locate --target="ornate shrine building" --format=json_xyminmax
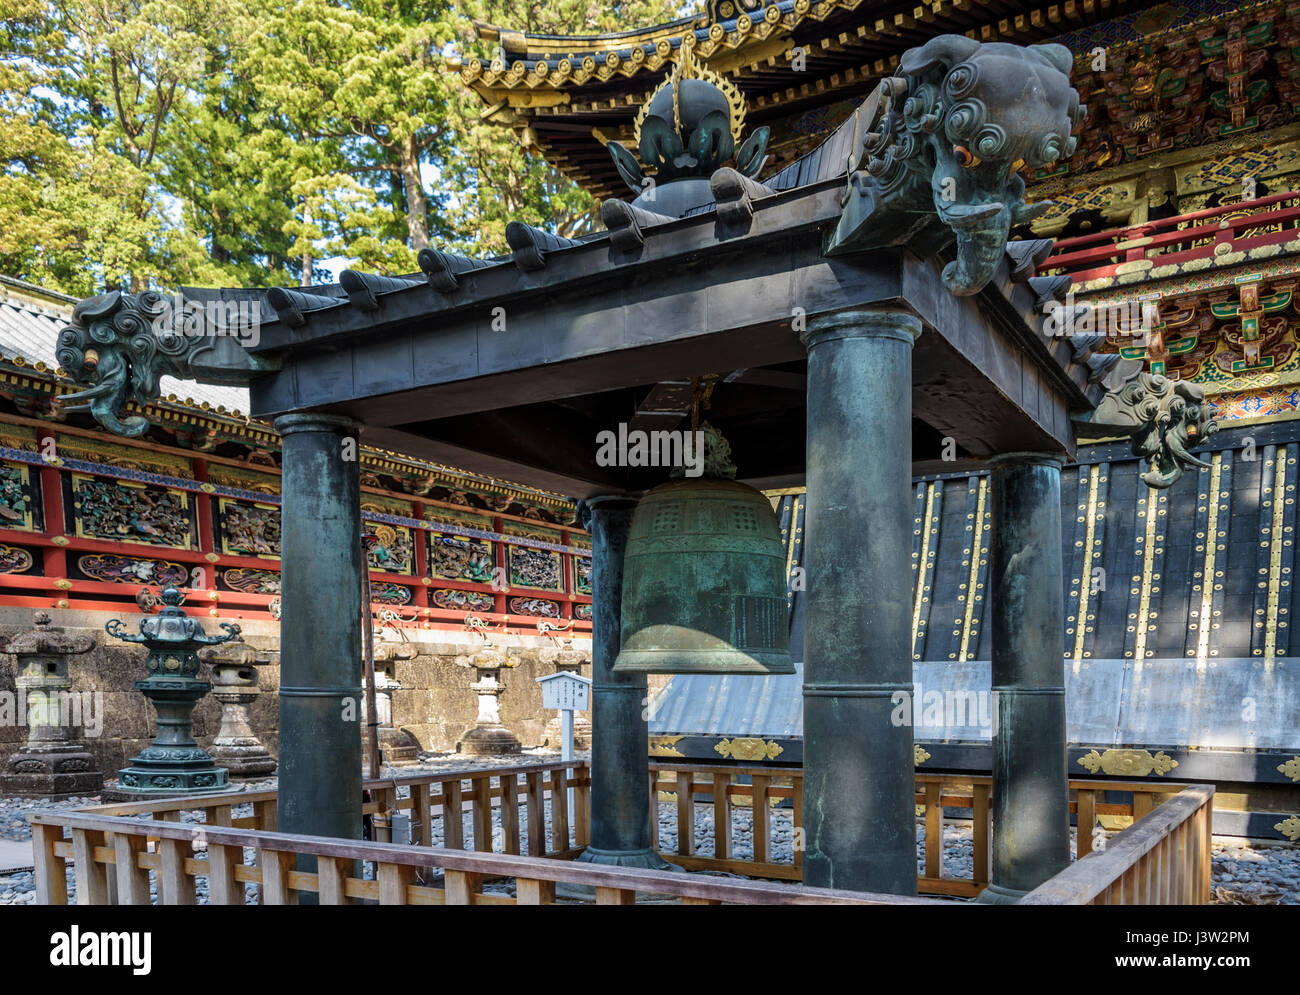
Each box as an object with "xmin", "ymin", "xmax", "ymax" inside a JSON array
[
  {"xmin": 7, "ymin": 2, "xmax": 1300, "ymax": 907},
  {"xmin": 0, "ymin": 275, "xmax": 595, "ymax": 771},
  {"xmin": 0, "ymin": 275, "xmax": 593, "ymax": 628},
  {"xmin": 27, "ymin": 0, "xmax": 1298, "ymax": 899},
  {"xmin": 461, "ymin": 0, "xmax": 1300, "ymax": 840}
]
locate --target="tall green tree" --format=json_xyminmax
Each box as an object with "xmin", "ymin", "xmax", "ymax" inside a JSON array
[
  {"xmin": 440, "ymin": 0, "xmax": 690, "ymax": 254},
  {"xmin": 1, "ymin": 0, "xmax": 697, "ymax": 292},
  {"xmin": 238, "ymin": 0, "xmax": 457, "ymax": 273},
  {"xmin": 1, "ymin": 0, "xmax": 240, "ymax": 292}
]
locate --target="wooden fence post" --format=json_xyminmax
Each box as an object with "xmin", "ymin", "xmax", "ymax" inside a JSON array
[{"xmin": 32, "ymin": 823, "xmax": 68, "ymax": 905}]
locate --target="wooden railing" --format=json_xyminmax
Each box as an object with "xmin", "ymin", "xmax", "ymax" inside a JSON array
[
  {"xmin": 1041, "ymin": 190, "xmax": 1300, "ymax": 283},
  {"xmin": 28, "ymin": 810, "xmax": 942, "ymax": 906},
  {"xmin": 649, "ymin": 763, "xmax": 1188, "ymax": 898},
  {"xmin": 83, "ymin": 760, "xmax": 590, "ymax": 860},
  {"xmin": 1020, "ymin": 785, "xmax": 1215, "ymax": 905},
  {"xmin": 28, "ymin": 759, "xmax": 1208, "ymax": 904}
]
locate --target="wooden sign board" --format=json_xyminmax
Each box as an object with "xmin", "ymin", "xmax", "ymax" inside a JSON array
[{"xmin": 536, "ymin": 671, "xmax": 591, "ymax": 711}]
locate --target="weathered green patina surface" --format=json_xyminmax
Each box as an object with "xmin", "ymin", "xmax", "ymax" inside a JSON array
[
  {"xmin": 104, "ymin": 585, "xmax": 239, "ymax": 797},
  {"xmin": 825, "ymin": 37, "xmax": 1079, "ymax": 296}
]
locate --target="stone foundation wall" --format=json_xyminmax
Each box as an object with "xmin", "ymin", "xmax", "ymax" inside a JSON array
[{"xmin": 0, "ymin": 607, "xmax": 596, "ymax": 775}]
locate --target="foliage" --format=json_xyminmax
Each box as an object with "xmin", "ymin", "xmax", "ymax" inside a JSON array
[{"xmin": 0, "ymin": 0, "xmax": 688, "ymax": 294}]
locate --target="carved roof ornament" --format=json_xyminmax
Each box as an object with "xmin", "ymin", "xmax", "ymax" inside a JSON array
[
  {"xmin": 1088, "ymin": 366, "xmax": 1219, "ymax": 488},
  {"xmin": 608, "ymin": 41, "xmax": 769, "ymax": 197},
  {"xmin": 826, "ymin": 35, "xmax": 1084, "ymax": 296},
  {"xmin": 54, "ymin": 289, "xmax": 278, "ymax": 438}
]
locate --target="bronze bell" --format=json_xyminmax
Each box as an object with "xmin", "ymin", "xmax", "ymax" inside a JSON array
[{"xmin": 612, "ymin": 475, "xmax": 795, "ymax": 675}]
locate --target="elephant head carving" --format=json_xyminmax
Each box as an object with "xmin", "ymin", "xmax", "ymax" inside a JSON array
[{"xmin": 828, "ymin": 36, "xmax": 1083, "ymax": 296}]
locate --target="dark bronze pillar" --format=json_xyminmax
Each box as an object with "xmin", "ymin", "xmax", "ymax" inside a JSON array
[
  {"xmin": 274, "ymin": 413, "xmax": 364, "ymax": 895},
  {"xmin": 979, "ymin": 452, "xmax": 1069, "ymax": 903},
  {"xmin": 576, "ymin": 494, "xmax": 669, "ymax": 869},
  {"xmin": 800, "ymin": 309, "xmax": 920, "ymax": 895}
]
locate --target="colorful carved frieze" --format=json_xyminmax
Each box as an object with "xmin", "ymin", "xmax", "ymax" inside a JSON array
[
  {"xmin": 0, "ymin": 462, "xmax": 36, "ymax": 530},
  {"xmin": 0, "ymin": 544, "xmax": 34, "ymax": 573},
  {"xmin": 372, "ymin": 583, "xmax": 413, "ymax": 606},
  {"xmin": 71, "ymin": 474, "xmax": 193, "ymax": 548},
  {"xmin": 220, "ymin": 567, "xmax": 281, "ymax": 594},
  {"xmin": 508, "ymin": 544, "xmax": 562, "ymax": 591},
  {"xmin": 361, "ymin": 494, "xmax": 414, "ymax": 518},
  {"xmin": 509, "ymin": 597, "xmax": 561, "ymax": 618},
  {"xmin": 1092, "ymin": 274, "xmax": 1300, "ymax": 414},
  {"xmin": 1213, "ymin": 385, "xmax": 1300, "ymax": 417},
  {"xmin": 428, "ymin": 532, "xmax": 495, "ymax": 582},
  {"xmin": 574, "ymin": 603, "xmax": 593, "ymax": 621},
  {"xmin": 78, "ymin": 554, "xmax": 190, "ymax": 586},
  {"xmin": 431, "ymin": 588, "xmax": 495, "ymax": 612},
  {"xmin": 1202, "ymin": 15, "xmax": 1277, "ymax": 133},
  {"xmin": 218, "ymin": 499, "xmax": 280, "ymax": 558},
  {"xmin": 364, "ymin": 522, "xmax": 414, "ymax": 575},
  {"xmin": 1212, "ymin": 285, "xmax": 1297, "ymax": 372},
  {"xmin": 0, "ymin": 423, "xmax": 36, "ymax": 452},
  {"xmin": 574, "ymin": 555, "xmax": 592, "ymax": 595},
  {"xmin": 1048, "ymin": 1, "xmax": 1300, "ymax": 187},
  {"xmin": 1093, "ymin": 45, "xmax": 1207, "ymax": 158},
  {"xmin": 426, "ymin": 508, "xmax": 496, "ymax": 582},
  {"xmin": 505, "ymin": 523, "xmax": 563, "ymax": 591},
  {"xmin": 1175, "ymin": 140, "xmax": 1300, "ymax": 207},
  {"xmin": 55, "ymin": 434, "xmax": 192, "ymax": 478}
]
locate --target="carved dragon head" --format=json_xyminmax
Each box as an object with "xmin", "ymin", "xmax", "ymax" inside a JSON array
[
  {"xmin": 56, "ymin": 289, "xmax": 275, "ymax": 437},
  {"xmin": 1090, "ymin": 368, "xmax": 1219, "ymax": 487},
  {"xmin": 830, "ymin": 36, "xmax": 1083, "ymax": 295},
  {"xmin": 55, "ymin": 291, "xmax": 195, "ymax": 437}
]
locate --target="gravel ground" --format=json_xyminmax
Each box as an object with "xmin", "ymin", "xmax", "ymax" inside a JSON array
[{"xmin": 2, "ymin": 752, "xmax": 1296, "ymax": 904}]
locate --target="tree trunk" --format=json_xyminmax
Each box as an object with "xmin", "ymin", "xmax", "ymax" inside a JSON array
[
  {"xmin": 400, "ymin": 137, "xmax": 430, "ymax": 250},
  {"xmin": 301, "ymin": 203, "xmax": 313, "ymax": 287}
]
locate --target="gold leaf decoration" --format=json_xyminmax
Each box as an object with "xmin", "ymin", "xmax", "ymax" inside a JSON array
[
  {"xmin": 1275, "ymin": 816, "xmax": 1300, "ymax": 842},
  {"xmin": 1077, "ymin": 748, "xmax": 1179, "ymax": 777},
  {"xmin": 713, "ymin": 737, "xmax": 783, "ymax": 761},
  {"xmin": 1277, "ymin": 757, "xmax": 1300, "ymax": 783},
  {"xmin": 914, "ymin": 745, "xmax": 931, "ymax": 766},
  {"xmin": 648, "ymin": 735, "xmax": 685, "ymax": 758}
]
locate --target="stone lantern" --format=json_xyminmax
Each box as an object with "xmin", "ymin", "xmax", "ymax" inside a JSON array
[
  {"xmin": 103, "ymin": 585, "xmax": 240, "ymax": 799},
  {"xmin": 455, "ymin": 641, "xmax": 522, "ymax": 755},
  {"xmin": 365, "ymin": 637, "xmax": 422, "ymax": 764},
  {"xmin": 197, "ymin": 639, "xmax": 277, "ymax": 779},
  {"xmin": 0, "ymin": 610, "xmax": 102, "ymax": 798},
  {"xmin": 539, "ymin": 633, "xmax": 592, "ymax": 751}
]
